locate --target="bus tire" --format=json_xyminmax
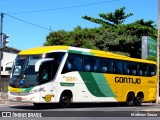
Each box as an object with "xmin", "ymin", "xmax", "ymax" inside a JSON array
[
  {"xmin": 126, "ymin": 93, "xmax": 135, "ymax": 106},
  {"xmin": 33, "ymin": 103, "xmax": 42, "ymax": 108},
  {"xmin": 59, "ymin": 93, "xmax": 71, "ymax": 108},
  {"xmin": 152, "ymin": 100, "xmax": 156, "ymax": 103},
  {"xmin": 134, "ymin": 95, "xmax": 143, "ymax": 106}
]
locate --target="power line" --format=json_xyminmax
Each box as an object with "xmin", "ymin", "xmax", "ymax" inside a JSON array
[
  {"xmin": 3, "ymin": 0, "xmax": 119, "ymax": 31},
  {"xmin": 4, "ymin": 13, "xmax": 52, "ymax": 31},
  {"xmin": 7, "ymin": 0, "xmax": 119, "ymax": 14}
]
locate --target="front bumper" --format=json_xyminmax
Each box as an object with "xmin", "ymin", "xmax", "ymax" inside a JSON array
[{"xmin": 7, "ymin": 91, "xmax": 41, "ymax": 103}]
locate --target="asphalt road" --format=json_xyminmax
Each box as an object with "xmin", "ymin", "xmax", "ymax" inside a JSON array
[{"xmin": 0, "ymin": 103, "xmax": 160, "ymax": 120}]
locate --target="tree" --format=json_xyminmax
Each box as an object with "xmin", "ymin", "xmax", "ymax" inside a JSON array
[
  {"xmin": 44, "ymin": 30, "xmax": 72, "ymax": 46},
  {"xmin": 82, "ymin": 7, "xmax": 133, "ymax": 26},
  {"xmin": 44, "ymin": 26, "xmax": 99, "ymax": 49},
  {"xmin": 44, "ymin": 7, "xmax": 157, "ymax": 58},
  {"xmin": 119, "ymin": 19, "xmax": 157, "ymax": 58},
  {"xmin": 95, "ymin": 18, "xmax": 157, "ymax": 58},
  {"xmin": 95, "ymin": 26, "xmax": 138, "ymax": 57},
  {"xmin": 122, "ymin": 19, "xmax": 157, "ymax": 40}
]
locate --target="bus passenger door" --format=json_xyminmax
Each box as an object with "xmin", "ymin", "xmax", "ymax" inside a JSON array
[{"xmin": 39, "ymin": 61, "xmax": 55, "ymax": 103}]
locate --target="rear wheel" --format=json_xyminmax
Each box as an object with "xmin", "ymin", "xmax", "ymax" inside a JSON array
[
  {"xmin": 135, "ymin": 95, "xmax": 143, "ymax": 106},
  {"xmin": 59, "ymin": 94, "xmax": 71, "ymax": 108},
  {"xmin": 126, "ymin": 93, "xmax": 135, "ymax": 106}
]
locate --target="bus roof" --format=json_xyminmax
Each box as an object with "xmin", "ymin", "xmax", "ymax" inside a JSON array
[
  {"xmin": 19, "ymin": 46, "xmax": 69, "ymax": 55},
  {"xmin": 18, "ymin": 46, "xmax": 156, "ymax": 64}
]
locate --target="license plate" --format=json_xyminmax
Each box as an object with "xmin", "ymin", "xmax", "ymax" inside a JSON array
[{"xmin": 16, "ymin": 97, "xmax": 22, "ymax": 101}]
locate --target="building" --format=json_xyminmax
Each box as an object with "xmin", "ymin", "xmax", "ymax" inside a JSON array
[{"xmin": 0, "ymin": 47, "xmax": 20, "ymax": 92}]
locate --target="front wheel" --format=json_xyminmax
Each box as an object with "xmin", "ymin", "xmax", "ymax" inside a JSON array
[
  {"xmin": 59, "ymin": 94, "xmax": 71, "ymax": 108},
  {"xmin": 33, "ymin": 103, "xmax": 42, "ymax": 108}
]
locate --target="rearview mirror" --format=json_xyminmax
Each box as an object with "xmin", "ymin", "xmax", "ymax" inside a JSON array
[
  {"xmin": 14, "ymin": 66, "xmax": 21, "ymax": 75},
  {"xmin": 35, "ymin": 58, "xmax": 54, "ymax": 72}
]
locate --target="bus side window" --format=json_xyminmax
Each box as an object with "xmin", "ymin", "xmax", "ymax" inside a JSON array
[
  {"xmin": 123, "ymin": 61, "xmax": 129, "ymax": 74},
  {"xmin": 127, "ymin": 69, "xmax": 130, "ymax": 74},
  {"xmin": 83, "ymin": 56, "xmax": 99, "ymax": 72},
  {"xmin": 85, "ymin": 64, "xmax": 91, "ymax": 71},
  {"xmin": 112, "ymin": 60, "xmax": 123, "ymax": 74},
  {"xmin": 110, "ymin": 61, "xmax": 114, "ymax": 73},
  {"xmin": 102, "ymin": 67, "xmax": 108, "ymax": 72},
  {"xmin": 83, "ymin": 56, "xmax": 91, "ymax": 72},
  {"xmin": 148, "ymin": 65, "xmax": 156, "ymax": 76},
  {"xmin": 75, "ymin": 55, "xmax": 83, "ymax": 71},
  {"xmin": 83, "ymin": 55, "xmax": 91, "ymax": 72},
  {"xmin": 99, "ymin": 58, "xmax": 111, "ymax": 73},
  {"xmin": 62, "ymin": 54, "xmax": 75, "ymax": 73},
  {"xmin": 113, "ymin": 66, "xmax": 118, "ymax": 73},
  {"xmin": 126, "ymin": 62, "xmax": 137, "ymax": 75},
  {"xmin": 127, "ymin": 67, "xmax": 131, "ymax": 75},
  {"xmin": 93, "ymin": 65, "xmax": 98, "ymax": 71},
  {"xmin": 66, "ymin": 61, "xmax": 72, "ymax": 71},
  {"xmin": 39, "ymin": 62, "xmax": 53, "ymax": 84},
  {"xmin": 63, "ymin": 59, "xmax": 73, "ymax": 73},
  {"xmin": 139, "ymin": 70, "xmax": 143, "ymax": 75},
  {"xmin": 132, "ymin": 70, "xmax": 136, "ymax": 75},
  {"xmin": 139, "ymin": 63, "xmax": 148, "ymax": 76},
  {"xmin": 91, "ymin": 57, "xmax": 98, "ymax": 72}
]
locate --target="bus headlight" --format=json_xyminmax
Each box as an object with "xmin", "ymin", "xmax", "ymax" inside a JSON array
[{"xmin": 29, "ymin": 87, "xmax": 44, "ymax": 94}]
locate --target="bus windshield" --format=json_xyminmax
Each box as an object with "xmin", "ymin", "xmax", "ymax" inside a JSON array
[
  {"xmin": 9, "ymin": 55, "xmax": 42, "ymax": 88},
  {"xmin": 9, "ymin": 52, "xmax": 65, "ymax": 88}
]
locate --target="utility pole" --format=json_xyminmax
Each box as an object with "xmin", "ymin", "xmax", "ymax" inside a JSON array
[
  {"xmin": 157, "ymin": 0, "xmax": 160, "ymax": 104},
  {"xmin": 0, "ymin": 13, "xmax": 4, "ymax": 80}
]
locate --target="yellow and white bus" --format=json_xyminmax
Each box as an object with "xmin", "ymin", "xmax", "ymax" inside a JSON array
[{"xmin": 8, "ymin": 46, "xmax": 157, "ymax": 107}]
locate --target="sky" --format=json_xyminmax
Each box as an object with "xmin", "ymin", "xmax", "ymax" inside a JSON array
[{"xmin": 0, "ymin": 0, "xmax": 158, "ymax": 50}]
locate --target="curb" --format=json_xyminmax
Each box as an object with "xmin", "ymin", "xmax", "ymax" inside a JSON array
[
  {"xmin": 140, "ymin": 109, "xmax": 160, "ymax": 112},
  {"xmin": 0, "ymin": 99, "xmax": 32, "ymax": 106},
  {"xmin": 5, "ymin": 101, "xmax": 32, "ymax": 105}
]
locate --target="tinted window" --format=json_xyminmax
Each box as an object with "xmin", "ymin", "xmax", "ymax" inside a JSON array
[
  {"xmin": 148, "ymin": 65, "xmax": 156, "ymax": 76},
  {"xmin": 41, "ymin": 52, "xmax": 65, "ymax": 82},
  {"xmin": 83, "ymin": 56, "xmax": 98, "ymax": 72},
  {"xmin": 99, "ymin": 58, "xmax": 112, "ymax": 73},
  {"xmin": 138, "ymin": 63, "xmax": 148, "ymax": 76},
  {"xmin": 46, "ymin": 52, "xmax": 65, "ymax": 61},
  {"xmin": 61, "ymin": 53, "xmax": 157, "ymax": 77},
  {"xmin": 39, "ymin": 61, "xmax": 53, "ymax": 84},
  {"xmin": 62, "ymin": 53, "xmax": 82, "ymax": 73},
  {"xmin": 126, "ymin": 62, "xmax": 137, "ymax": 75},
  {"xmin": 113, "ymin": 60, "xmax": 124, "ymax": 74}
]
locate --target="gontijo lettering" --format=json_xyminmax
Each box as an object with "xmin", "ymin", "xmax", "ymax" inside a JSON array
[{"xmin": 115, "ymin": 77, "xmax": 141, "ymax": 84}]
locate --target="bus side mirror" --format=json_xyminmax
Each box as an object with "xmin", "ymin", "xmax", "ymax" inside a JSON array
[{"xmin": 35, "ymin": 58, "xmax": 54, "ymax": 72}]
